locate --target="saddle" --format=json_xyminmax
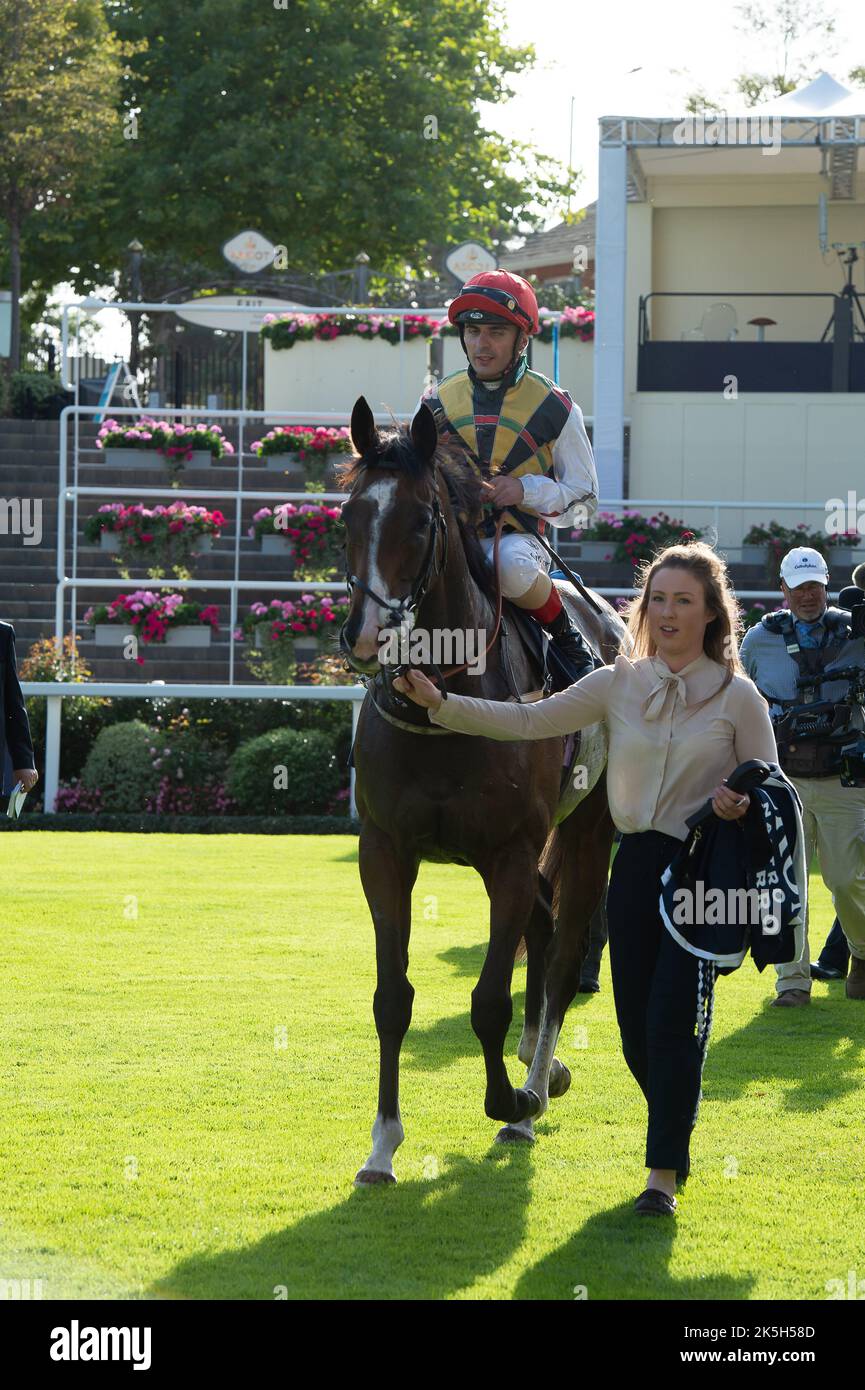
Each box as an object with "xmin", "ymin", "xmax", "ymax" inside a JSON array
[{"xmin": 502, "ymin": 569, "xmax": 602, "ymax": 689}]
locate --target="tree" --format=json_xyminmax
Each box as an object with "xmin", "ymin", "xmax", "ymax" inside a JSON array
[
  {"xmin": 21, "ymin": 0, "xmax": 570, "ymax": 313},
  {"xmin": 732, "ymin": 0, "xmax": 837, "ymax": 107},
  {"xmin": 679, "ymin": 0, "xmax": 848, "ymax": 113},
  {"xmin": 0, "ymin": 0, "xmax": 137, "ymax": 372}
]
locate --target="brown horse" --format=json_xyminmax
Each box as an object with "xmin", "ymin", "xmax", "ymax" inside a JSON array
[{"xmin": 339, "ymin": 396, "xmax": 626, "ymax": 1184}]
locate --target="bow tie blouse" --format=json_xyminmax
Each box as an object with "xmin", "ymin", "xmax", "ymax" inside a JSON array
[{"xmin": 427, "ymin": 651, "xmax": 778, "ymax": 841}]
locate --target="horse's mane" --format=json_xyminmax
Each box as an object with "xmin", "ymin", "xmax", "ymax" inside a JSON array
[{"xmin": 336, "ymin": 429, "xmax": 498, "ymax": 609}]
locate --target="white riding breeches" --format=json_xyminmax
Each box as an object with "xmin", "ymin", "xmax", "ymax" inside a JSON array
[{"xmin": 479, "ymin": 531, "xmax": 551, "ymax": 599}]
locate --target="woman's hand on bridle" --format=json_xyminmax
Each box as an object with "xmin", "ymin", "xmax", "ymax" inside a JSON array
[
  {"xmin": 392, "ymin": 668, "xmax": 442, "ymax": 711},
  {"xmin": 711, "ymin": 780, "xmax": 750, "ymax": 821}
]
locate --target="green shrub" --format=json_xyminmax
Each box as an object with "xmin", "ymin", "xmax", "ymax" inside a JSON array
[
  {"xmin": 227, "ymin": 727, "xmax": 340, "ymax": 815},
  {"xmin": 7, "ymin": 371, "xmax": 71, "ymax": 419},
  {"xmin": 80, "ymin": 720, "xmax": 162, "ymax": 812}
]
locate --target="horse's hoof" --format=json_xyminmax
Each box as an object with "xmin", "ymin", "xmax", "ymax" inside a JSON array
[
  {"xmin": 495, "ymin": 1125, "xmax": 535, "ymax": 1144},
  {"xmin": 354, "ymin": 1169, "xmax": 396, "ymax": 1186},
  {"xmin": 548, "ymin": 1060, "xmax": 572, "ymax": 1099},
  {"xmin": 514, "ymin": 1087, "xmax": 542, "ymax": 1120}
]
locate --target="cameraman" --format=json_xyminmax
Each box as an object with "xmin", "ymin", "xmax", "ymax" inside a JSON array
[{"xmin": 740, "ymin": 547, "xmax": 865, "ymax": 1005}]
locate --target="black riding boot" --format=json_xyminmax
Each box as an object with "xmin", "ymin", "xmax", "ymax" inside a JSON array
[{"xmin": 545, "ymin": 606, "xmax": 595, "ymax": 681}]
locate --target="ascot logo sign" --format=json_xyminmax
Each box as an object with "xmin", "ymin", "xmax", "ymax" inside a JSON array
[
  {"xmin": 444, "ymin": 241, "xmax": 498, "ymax": 286},
  {"xmin": 222, "ymin": 229, "xmax": 278, "ymax": 274}
]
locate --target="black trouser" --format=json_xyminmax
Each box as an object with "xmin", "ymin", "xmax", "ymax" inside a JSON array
[
  {"xmin": 607, "ymin": 830, "xmax": 717, "ymax": 1174},
  {"xmin": 818, "ymin": 917, "xmax": 851, "ymax": 972}
]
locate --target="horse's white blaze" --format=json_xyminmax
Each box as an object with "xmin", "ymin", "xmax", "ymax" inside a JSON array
[
  {"xmin": 357, "ymin": 1112, "xmax": 405, "ymax": 1180},
  {"xmin": 354, "ymin": 478, "xmax": 399, "ymax": 659}
]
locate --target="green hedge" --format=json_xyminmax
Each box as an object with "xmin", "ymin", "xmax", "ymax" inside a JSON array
[
  {"xmin": 5, "ymin": 371, "xmax": 72, "ymax": 419},
  {"xmin": 0, "ymin": 814, "xmax": 360, "ymax": 834},
  {"xmin": 24, "ymin": 694, "xmax": 354, "ymax": 792},
  {"xmin": 80, "ymin": 720, "xmax": 163, "ymax": 812},
  {"xmin": 227, "ymin": 727, "xmax": 341, "ymax": 815}
]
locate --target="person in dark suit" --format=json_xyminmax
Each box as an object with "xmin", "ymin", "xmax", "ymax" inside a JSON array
[{"xmin": 1, "ymin": 621, "xmax": 38, "ymax": 800}]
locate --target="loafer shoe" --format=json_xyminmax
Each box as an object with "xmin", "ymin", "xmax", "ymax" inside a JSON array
[
  {"xmin": 634, "ymin": 1187, "xmax": 677, "ymax": 1215},
  {"xmin": 810, "ymin": 961, "xmax": 847, "ymax": 981},
  {"xmin": 578, "ymin": 979, "xmax": 600, "ymax": 993},
  {"xmin": 771, "ymin": 989, "xmax": 811, "ymax": 1007}
]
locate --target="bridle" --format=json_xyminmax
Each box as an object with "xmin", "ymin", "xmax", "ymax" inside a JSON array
[
  {"xmin": 344, "ymin": 488, "xmax": 448, "ymax": 632},
  {"xmin": 343, "ymin": 464, "xmax": 508, "ymax": 699}
]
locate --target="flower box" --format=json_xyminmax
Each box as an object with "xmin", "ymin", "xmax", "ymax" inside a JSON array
[
  {"xmin": 264, "ymin": 335, "xmax": 430, "ymax": 416},
  {"xmin": 91, "ymin": 623, "xmax": 212, "ymax": 647},
  {"xmin": 577, "ymin": 541, "xmax": 613, "ymax": 561},
  {"xmin": 740, "ymin": 545, "xmax": 765, "ymax": 565},
  {"xmin": 828, "ymin": 542, "xmax": 865, "ymax": 564},
  {"xmin": 102, "ymin": 447, "xmax": 214, "ymax": 469},
  {"xmin": 293, "ymin": 636, "xmax": 320, "ymax": 663},
  {"xmin": 260, "ymin": 534, "xmax": 295, "ymax": 556},
  {"xmin": 100, "ymin": 530, "xmax": 121, "ymax": 552}
]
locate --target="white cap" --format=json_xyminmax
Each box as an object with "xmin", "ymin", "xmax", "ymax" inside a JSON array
[{"xmin": 780, "ymin": 546, "xmax": 829, "ymax": 588}]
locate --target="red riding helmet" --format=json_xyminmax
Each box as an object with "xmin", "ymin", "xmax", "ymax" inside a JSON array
[{"xmin": 448, "ymin": 270, "xmax": 540, "ymax": 336}]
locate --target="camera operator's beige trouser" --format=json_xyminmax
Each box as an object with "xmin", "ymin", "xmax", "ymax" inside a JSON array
[{"xmin": 776, "ymin": 775, "xmax": 865, "ymax": 994}]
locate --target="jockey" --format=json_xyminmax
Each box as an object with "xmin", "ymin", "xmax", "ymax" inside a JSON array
[{"xmin": 421, "ymin": 269, "xmax": 598, "ymax": 680}]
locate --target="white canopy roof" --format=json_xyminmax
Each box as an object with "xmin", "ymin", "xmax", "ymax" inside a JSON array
[
  {"xmin": 749, "ymin": 72, "xmax": 865, "ymax": 118},
  {"xmin": 601, "ymin": 71, "xmax": 865, "ymax": 122}
]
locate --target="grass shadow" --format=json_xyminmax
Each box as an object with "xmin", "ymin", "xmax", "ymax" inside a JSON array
[
  {"xmin": 148, "ymin": 1148, "xmax": 534, "ymax": 1301},
  {"xmin": 706, "ymin": 983, "xmax": 865, "ymax": 1112},
  {"xmin": 514, "ymin": 1200, "xmax": 756, "ymax": 1301}
]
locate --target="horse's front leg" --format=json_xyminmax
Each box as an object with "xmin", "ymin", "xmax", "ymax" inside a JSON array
[
  {"xmin": 354, "ymin": 823, "xmax": 419, "ymax": 1186},
  {"xmin": 473, "ymin": 847, "xmax": 542, "ymax": 1136}
]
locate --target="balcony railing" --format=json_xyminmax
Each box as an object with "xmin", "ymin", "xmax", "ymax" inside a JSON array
[{"xmin": 638, "ymin": 291, "xmax": 865, "ymax": 392}]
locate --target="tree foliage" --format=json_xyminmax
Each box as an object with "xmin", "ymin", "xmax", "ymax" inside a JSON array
[
  {"xmin": 0, "ymin": 0, "xmax": 137, "ymax": 366},
  {"xmin": 9, "ymin": 0, "xmax": 570, "ymax": 317}
]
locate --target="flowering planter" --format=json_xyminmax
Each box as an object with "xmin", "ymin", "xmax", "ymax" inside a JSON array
[
  {"xmin": 740, "ymin": 545, "xmax": 766, "ymax": 565},
  {"xmin": 827, "ymin": 547, "xmax": 857, "ymax": 568},
  {"xmin": 260, "ymin": 535, "xmax": 296, "ymax": 557},
  {"xmin": 264, "ymin": 335, "xmax": 430, "ymax": 416},
  {"xmin": 90, "ymin": 623, "xmax": 213, "ymax": 647},
  {"xmin": 253, "ymin": 452, "xmax": 342, "ymax": 486},
  {"xmin": 577, "ymin": 541, "xmax": 614, "ymax": 561},
  {"xmin": 293, "ymin": 636, "xmax": 320, "ymax": 664},
  {"xmin": 97, "ymin": 530, "xmax": 213, "ymax": 555},
  {"xmin": 102, "ymin": 448, "xmax": 214, "ymax": 469}
]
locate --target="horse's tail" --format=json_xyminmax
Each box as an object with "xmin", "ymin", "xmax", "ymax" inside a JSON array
[{"xmin": 514, "ymin": 826, "xmax": 562, "ymax": 963}]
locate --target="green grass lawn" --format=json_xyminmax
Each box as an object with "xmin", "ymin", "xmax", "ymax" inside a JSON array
[{"xmin": 0, "ymin": 832, "xmax": 861, "ymax": 1301}]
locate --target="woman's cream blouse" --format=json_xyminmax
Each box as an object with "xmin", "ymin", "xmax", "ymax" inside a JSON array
[{"xmin": 427, "ymin": 651, "xmax": 778, "ymax": 841}]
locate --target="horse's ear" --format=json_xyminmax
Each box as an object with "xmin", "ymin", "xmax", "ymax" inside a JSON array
[
  {"xmin": 410, "ymin": 402, "xmax": 438, "ymax": 465},
  {"xmin": 350, "ymin": 396, "xmax": 378, "ymax": 455}
]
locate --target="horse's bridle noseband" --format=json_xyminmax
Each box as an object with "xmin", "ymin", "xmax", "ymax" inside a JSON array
[{"xmin": 344, "ymin": 486, "xmax": 449, "ymax": 633}]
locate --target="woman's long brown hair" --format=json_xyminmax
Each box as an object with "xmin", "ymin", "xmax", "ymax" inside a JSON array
[{"xmin": 621, "ymin": 540, "xmax": 745, "ymax": 710}]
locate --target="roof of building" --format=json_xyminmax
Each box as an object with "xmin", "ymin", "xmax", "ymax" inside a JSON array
[{"xmin": 499, "ymin": 206, "xmax": 596, "ymax": 273}]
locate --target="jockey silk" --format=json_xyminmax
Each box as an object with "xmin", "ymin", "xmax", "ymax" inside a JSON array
[{"xmin": 424, "ymin": 360, "xmax": 575, "ymax": 539}]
